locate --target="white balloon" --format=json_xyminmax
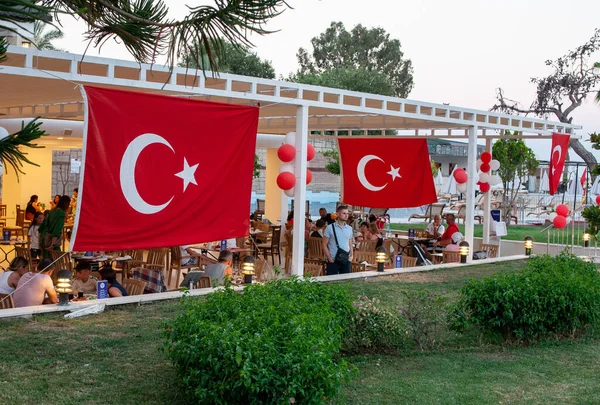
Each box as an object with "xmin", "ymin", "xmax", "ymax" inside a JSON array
[
  {"xmin": 548, "ymin": 213, "xmax": 557, "ymax": 222},
  {"xmin": 279, "ymin": 163, "xmax": 295, "ymax": 174},
  {"xmin": 491, "ymin": 175, "xmax": 502, "ymax": 185},
  {"xmin": 476, "ymin": 159, "xmax": 482, "ymax": 171},
  {"xmin": 285, "ymin": 132, "xmax": 296, "ymax": 146},
  {"xmin": 284, "ymin": 187, "xmax": 295, "ymax": 198},
  {"xmin": 565, "ymin": 216, "xmax": 572, "ymax": 224},
  {"xmin": 490, "ymin": 159, "xmax": 500, "ymax": 171},
  {"xmin": 0, "ymin": 127, "xmax": 9, "ymax": 141},
  {"xmin": 479, "ymin": 173, "xmax": 490, "ymax": 183},
  {"xmin": 457, "ymin": 183, "xmax": 467, "ymax": 193}
]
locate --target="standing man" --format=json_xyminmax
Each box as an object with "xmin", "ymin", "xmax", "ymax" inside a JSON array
[
  {"xmin": 322, "ymin": 205, "xmax": 353, "ymax": 275},
  {"xmin": 319, "ymin": 208, "xmax": 335, "ymax": 225}
]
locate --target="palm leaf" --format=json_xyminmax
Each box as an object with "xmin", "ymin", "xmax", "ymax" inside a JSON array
[{"xmin": 0, "ymin": 118, "xmax": 46, "ymax": 180}]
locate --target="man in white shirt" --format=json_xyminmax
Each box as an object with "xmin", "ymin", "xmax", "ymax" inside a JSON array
[{"xmin": 426, "ymin": 215, "xmax": 445, "ymax": 240}]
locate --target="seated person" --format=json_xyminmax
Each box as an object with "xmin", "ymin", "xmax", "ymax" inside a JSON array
[
  {"xmin": 425, "ymin": 214, "xmax": 445, "ymax": 252},
  {"xmin": 13, "ymin": 258, "xmax": 58, "ymax": 307},
  {"xmin": 368, "ymin": 223, "xmax": 384, "ymax": 249},
  {"xmin": 98, "ymin": 267, "xmax": 128, "ymax": 297},
  {"xmin": 310, "ymin": 219, "xmax": 326, "ymax": 238},
  {"xmin": 368, "ymin": 214, "xmax": 377, "ymax": 223},
  {"xmin": 179, "ymin": 249, "xmax": 234, "ymax": 288},
  {"xmin": 0, "ymin": 257, "xmax": 30, "ymax": 294},
  {"xmin": 71, "ymin": 262, "xmax": 98, "ymax": 295},
  {"xmin": 431, "ymin": 213, "xmax": 462, "ymax": 252},
  {"xmin": 319, "ymin": 208, "xmax": 335, "ymax": 225}
]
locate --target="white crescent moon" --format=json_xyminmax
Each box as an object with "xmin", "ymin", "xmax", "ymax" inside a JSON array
[
  {"xmin": 551, "ymin": 145, "xmax": 562, "ymax": 175},
  {"xmin": 357, "ymin": 155, "xmax": 388, "ymax": 192},
  {"xmin": 120, "ymin": 133, "xmax": 175, "ymax": 214}
]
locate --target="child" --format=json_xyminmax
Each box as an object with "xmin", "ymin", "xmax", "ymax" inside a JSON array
[{"xmin": 28, "ymin": 211, "xmax": 44, "ymax": 260}]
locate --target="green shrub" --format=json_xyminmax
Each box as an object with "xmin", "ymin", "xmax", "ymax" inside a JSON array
[
  {"xmin": 457, "ymin": 254, "xmax": 600, "ymax": 342},
  {"xmin": 164, "ymin": 278, "xmax": 355, "ymax": 404},
  {"xmin": 401, "ymin": 290, "xmax": 451, "ymax": 350},
  {"xmin": 343, "ymin": 295, "xmax": 408, "ymax": 353}
]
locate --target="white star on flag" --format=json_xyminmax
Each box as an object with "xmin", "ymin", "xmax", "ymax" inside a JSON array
[
  {"xmin": 387, "ymin": 165, "xmax": 401, "ymax": 181},
  {"xmin": 175, "ymin": 157, "xmax": 199, "ymax": 192}
]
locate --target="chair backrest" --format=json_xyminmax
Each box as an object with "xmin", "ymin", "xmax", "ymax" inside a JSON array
[
  {"xmin": 256, "ymin": 199, "xmax": 265, "ymax": 213},
  {"xmin": 16, "ymin": 209, "xmax": 25, "ymax": 227},
  {"xmin": 169, "ymin": 247, "xmax": 182, "ymax": 266},
  {"xmin": 0, "ymin": 205, "xmax": 6, "ymax": 217},
  {"xmin": 480, "ymin": 243, "xmax": 499, "ymax": 258},
  {"xmin": 350, "ymin": 262, "xmax": 366, "ymax": 273},
  {"xmin": 256, "ymin": 223, "xmax": 270, "ymax": 244},
  {"xmin": 123, "ymin": 279, "xmax": 146, "ymax": 295},
  {"xmin": 303, "ymin": 259, "xmax": 325, "ymax": 277},
  {"xmin": 236, "ymin": 237, "xmax": 248, "ymax": 249},
  {"xmin": 146, "ymin": 248, "xmax": 168, "ymax": 267},
  {"xmin": 443, "ymin": 251, "xmax": 461, "ymax": 264},
  {"xmin": 14, "ymin": 246, "xmax": 33, "ymax": 271},
  {"xmin": 255, "ymin": 258, "xmax": 266, "ymax": 282},
  {"xmin": 431, "ymin": 203, "xmax": 446, "ymax": 217},
  {"xmin": 306, "ymin": 237, "xmax": 324, "ymax": 259},
  {"xmin": 356, "ymin": 239, "xmax": 378, "ymax": 252},
  {"xmin": 270, "ymin": 226, "xmax": 282, "ymax": 248},
  {"xmin": 354, "ymin": 250, "xmax": 377, "ymax": 266},
  {"xmin": 284, "ymin": 233, "xmax": 293, "ymax": 256},
  {"xmin": 0, "ymin": 293, "xmax": 14, "ymax": 309},
  {"xmin": 402, "ymin": 255, "xmax": 418, "ymax": 268},
  {"xmin": 195, "ymin": 276, "xmax": 212, "ymax": 289},
  {"xmin": 49, "ymin": 250, "xmax": 72, "ymax": 272}
]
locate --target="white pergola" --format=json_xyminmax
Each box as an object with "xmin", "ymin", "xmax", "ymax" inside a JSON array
[{"xmin": 0, "ymin": 46, "xmax": 581, "ymax": 273}]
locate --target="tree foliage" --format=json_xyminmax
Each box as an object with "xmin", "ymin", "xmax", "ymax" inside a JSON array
[
  {"xmin": 292, "ymin": 22, "xmax": 413, "ymax": 98},
  {"xmin": 322, "ymin": 149, "xmax": 340, "ymax": 176},
  {"xmin": 493, "ymin": 29, "xmax": 600, "ymax": 167},
  {"xmin": 32, "ymin": 21, "xmax": 63, "ymax": 51},
  {"xmin": 179, "ymin": 41, "xmax": 275, "ymax": 79}
]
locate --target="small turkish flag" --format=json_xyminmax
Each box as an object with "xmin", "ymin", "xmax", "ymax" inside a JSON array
[
  {"xmin": 338, "ymin": 138, "xmax": 437, "ymax": 208},
  {"xmin": 71, "ymin": 86, "xmax": 258, "ymax": 251},
  {"xmin": 549, "ymin": 132, "xmax": 570, "ymax": 195}
]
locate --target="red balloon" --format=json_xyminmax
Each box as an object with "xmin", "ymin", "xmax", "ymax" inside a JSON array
[
  {"xmin": 479, "ymin": 182, "xmax": 490, "ymax": 192},
  {"xmin": 596, "ymin": 195, "xmax": 600, "ymax": 205},
  {"xmin": 480, "ymin": 162, "xmax": 491, "ymax": 173},
  {"xmin": 277, "ymin": 144, "xmax": 296, "ymax": 162},
  {"xmin": 277, "ymin": 171, "xmax": 296, "ymax": 190},
  {"xmin": 307, "ymin": 144, "xmax": 316, "ymax": 161},
  {"xmin": 453, "ymin": 169, "xmax": 468, "ymax": 184},
  {"xmin": 555, "ymin": 204, "xmax": 569, "ymax": 217},
  {"xmin": 306, "ymin": 169, "xmax": 313, "ymax": 184},
  {"xmin": 553, "ymin": 215, "xmax": 567, "ymax": 229},
  {"xmin": 480, "ymin": 152, "xmax": 492, "ymax": 163}
]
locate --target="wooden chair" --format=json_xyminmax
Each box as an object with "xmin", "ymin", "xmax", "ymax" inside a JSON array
[
  {"xmin": 442, "ymin": 251, "xmax": 461, "ymax": 264},
  {"xmin": 49, "ymin": 250, "xmax": 72, "ymax": 285},
  {"xmin": 254, "ymin": 199, "xmax": 265, "ymax": 221},
  {"xmin": 480, "ymin": 243, "xmax": 499, "ymax": 259},
  {"xmin": 0, "ymin": 204, "xmax": 6, "ymax": 227},
  {"xmin": 306, "ymin": 236, "xmax": 324, "ymax": 260},
  {"xmin": 144, "ymin": 248, "xmax": 168, "ymax": 271},
  {"xmin": 168, "ymin": 247, "xmax": 199, "ymax": 289},
  {"xmin": 254, "ymin": 222, "xmax": 271, "ymax": 245},
  {"xmin": 290, "ymin": 200, "xmax": 311, "ymax": 218},
  {"xmin": 5, "ymin": 209, "xmax": 25, "ymax": 239},
  {"xmin": 257, "ymin": 225, "xmax": 281, "ymax": 265},
  {"xmin": 303, "ymin": 259, "xmax": 325, "ymax": 277},
  {"xmin": 122, "ymin": 278, "xmax": 146, "ymax": 296},
  {"xmin": 351, "ymin": 262, "xmax": 367, "ymax": 273},
  {"xmin": 399, "ymin": 255, "xmax": 418, "ymax": 268},
  {"xmin": 284, "ymin": 233, "xmax": 293, "ymax": 273},
  {"xmin": 354, "ymin": 250, "xmax": 378, "ymax": 266},
  {"xmin": 355, "ymin": 239, "xmax": 378, "ymax": 252},
  {"xmin": 255, "ymin": 258, "xmax": 266, "ymax": 282},
  {"xmin": 14, "ymin": 246, "xmax": 34, "ymax": 271},
  {"xmin": 194, "ymin": 276, "xmax": 212, "ymax": 289},
  {"xmin": 120, "ymin": 250, "xmax": 146, "ymax": 280},
  {"xmin": 0, "ymin": 293, "xmax": 14, "ymax": 309}
]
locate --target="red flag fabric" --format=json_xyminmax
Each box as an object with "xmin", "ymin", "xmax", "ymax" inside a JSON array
[
  {"xmin": 549, "ymin": 132, "xmax": 570, "ymax": 195},
  {"xmin": 580, "ymin": 167, "xmax": 587, "ymax": 187},
  {"xmin": 71, "ymin": 86, "xmax": 259, "ymax": 251},
  {"xmin": 338, "ymin": 138, "xmax": 437, "ymax": 208}
]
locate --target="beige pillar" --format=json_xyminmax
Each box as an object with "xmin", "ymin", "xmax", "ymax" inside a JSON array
[{"xmin": 264, "ymin": 148, "xmax": 282, "ymax": 223}]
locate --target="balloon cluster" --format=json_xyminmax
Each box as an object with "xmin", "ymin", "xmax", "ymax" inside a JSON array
[
  {"xmin": 453, "ymin": 167, "xmax": 469, "ymax": 194},
  {"xmin": 276, "ymin": 132, "xmax": 316, "ymax": 197},
  {"xmin": 475, "ymin": 152, "xmax": 502, "ymax": 193},
  {"xmin": 548, "ymin": 204, "xmax": 570, "ymax": 229}
]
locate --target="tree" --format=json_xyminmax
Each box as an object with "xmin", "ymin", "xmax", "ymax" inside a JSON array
[
  {"xmin": 32, "ymin": 21, "xmax": 63, "ymax": 51},
  {"xmin": 179, "ymin": 41, "xmax": 275, "ymax": 79},
  {"xmin": 596, "ymin": 62, "xmax": 600, "ymax": 102},
  {"xmin": 293, "ymin": 22, "xmax": 414, "ymax": 98},
  {"xmin": 322, "ymin": 149, "xmax": 340, "ymax": 175},
  {"xmin": 493, "ymin": 29, "xmax": 600, "ymax": 168},
  {"xmin": 492, "ymin": 136, "xmax": 539, "ymax": 224}
]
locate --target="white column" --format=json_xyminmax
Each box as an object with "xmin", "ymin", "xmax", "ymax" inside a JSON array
[
  {"xmin": 464, "ymin": 126, "xmax": 479, "ymax": 261},
  {"xmin": 292, "ymin": 105, "xmax": 309, "ymax": 276},
  {"xmin": 482, "ymin": 138, "xmax": 492, "ymax": 244}
]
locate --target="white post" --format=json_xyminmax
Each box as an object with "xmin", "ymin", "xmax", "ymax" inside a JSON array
[
  {"xmin": 482, "ymin": 138, "xmax": 492, "ymax": 244},
  {"xmin": 292, "ymin": 105, "xmax": 309, "ymax": 276},
  {"xmin": 464, "ymin": 126, "xmax": 479, "ymax": 261}
]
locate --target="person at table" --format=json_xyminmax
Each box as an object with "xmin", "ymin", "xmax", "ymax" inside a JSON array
[
  {"xmin": 49, "ymin": 194, "xmax": 60, "ymax": 210},
  {"xmin": 322, "ymin": 205, "xmax": 353, "ymax": 276},
  {"xmin": 98, "ymin": 267, "xmax": 128, "ymax": 297},
  {"xmin": 25, "ymin": 195, "xmax": 40, "ymax": 220},
  {"xmin": 431, "ymin": 213, "xmax": 462, "ymax": 252},
  {"xmin": 203, "ymin": 249, "xmax": 234, "ymax": 286},
  {"xmin": 0, "ymin": 257, "xmax": 30, "ymax": 294},
  {"xmin": 426, "ymin": 215, "xmax": 445, "ymax": 240},
  {"xmin": 369, "ymin": 223, "xmax": 384, "ymax": 249},
  {"xmin": 319, "ymin": 208, "xmax": 335, "ymax": 225},
  {"xmin": 39, "ymin": 195, "xmax": 71, "ymax": 256},
  {"xmin": 71, "ymin": 262, "xmax": 98, "ymax": 295},
  {"xmin": 28, "ymin": 211, "xmax": 44, "ymax": 260},
  {"xmin": 12, "ymin": 258, "xmax": 58, "ymax": 307},
  {"xmin": 310, "ymin": 219, "xmax": 326, "ymax": 238}
]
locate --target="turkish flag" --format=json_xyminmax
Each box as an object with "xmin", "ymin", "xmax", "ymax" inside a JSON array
[
  {"xmin": 549, "ymin": 132, "xmax": 570, "ymax": 195},
  {"xmin": 338, "ymin": 138, "xmax": 437, "ymax": 208},
  {"xmin": 71, "ymin": 86, "xmax": 258, "ymax": 251}
]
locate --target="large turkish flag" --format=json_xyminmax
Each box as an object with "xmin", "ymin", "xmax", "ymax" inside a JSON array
[
  {"xmin": 549, "ymin": 132, "xmax": 570, "ymax": 195},
  {"xmin": 338, "ymin": 138, "xmax": 437, "ymax": 208},
  {"xmin": 71, "ymin": 86, "xmax": 258, "ymax": 251}
]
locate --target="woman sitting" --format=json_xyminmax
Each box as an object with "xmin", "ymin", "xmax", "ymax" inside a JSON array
[
  {"xmin": 25, "ymin": 195, "xmax": 40, "ymax": 221},
  {"xmin": 368, "ymin": 223, "xmax": 384, "ymax": 249},
  {"xmin": 0, "ymin": 257, "xmax": 30, "ymax": 294},
  {"xmin": 98, "ymin": 267, "xmax": 128, "ymax": 297},
  {"xmin": 49, "ymin": 194, "xmax": 60, "ymax": 210}
]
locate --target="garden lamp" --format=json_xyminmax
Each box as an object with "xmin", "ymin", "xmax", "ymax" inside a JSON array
[
  {"xmin": 242, "ymin": 256, "xmax": 256, "ymax": 284},
  {"xmin": 524, "ymin": 236, "xmax": 533, "ymax": 256},
  {"xmin": 459, "ymin": 241, "xmax": 469, "ymax": 264},
  {"xmin": 583, "ymin": 233, "xmax": 590, "ymax": 248},
  {"xmin": 56, "ymin": 269, "xmax": 72, "ymax": 306},
  {"xmin": 376, "ymin": 246, "xmax": 387, "ymax": 272}
]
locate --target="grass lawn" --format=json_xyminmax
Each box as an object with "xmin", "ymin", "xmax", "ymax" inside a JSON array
[{"xmin": 1, "ymin": 261, "xmax": 599, "ymax": 404}]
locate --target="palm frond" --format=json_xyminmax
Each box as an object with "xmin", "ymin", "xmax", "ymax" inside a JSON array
[{"xmin": 0, "ymin": 118, "xmax": 46, "ymax": 180}]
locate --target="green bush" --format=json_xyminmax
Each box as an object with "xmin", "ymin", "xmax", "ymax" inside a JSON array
[
  {"xmin": 457, "ymin": 254, "xmax": 600, "ymax": 342},
  {"xmin": 343, "ymin": 295, "xmax": 408, "ymax": 353},
  {"xmin": 401, "ymin": 290, "xmax": 451, "ymax": 350},
  {"xmin": 164, "ymin": 278, "xmax": 355, "ymax": 404}
]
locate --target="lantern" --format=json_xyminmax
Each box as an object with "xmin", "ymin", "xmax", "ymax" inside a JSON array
[
  {"xmin": 56, "ymin": 269, "xmax": 72, "ymax": 306},
  {"xmin": 459, "ymin": 241, "xmax": 469, "ymax": 264},
  {"xmin": 242, "ymin": 256, "xmax": 256, "ymax": 284},
  {"xmin": 376, "ymin": 246, "xmax": 387, "ymax": 272},
  {"xmin": 524, "ymin": 236, "xmax": 533, "ymax": 256},
  {"xmin": 583, "ymin": 233, "xmax": 590, "ymax": 248}
]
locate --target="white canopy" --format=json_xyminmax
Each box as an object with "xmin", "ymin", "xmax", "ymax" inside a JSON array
[{"xmin": 539, "ymin": 170, "xmax": 550, "ymax": 193}]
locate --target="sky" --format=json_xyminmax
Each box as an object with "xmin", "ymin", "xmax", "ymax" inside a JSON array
[{"xmin": 51, "ymin": 0, "xmax": 600, "ymax": 161}]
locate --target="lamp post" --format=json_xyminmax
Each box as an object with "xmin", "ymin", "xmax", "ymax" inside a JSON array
[
  {"xmin": 376, "ymin": 246, "xmax": 387, "ymax": 272},
  {"xmin": 524, "ymin": 236, "xmax": 533, "ymax": 256},
  {"xmin": 583, "ymin": 233, "xmax": 590, "ymax": 248},
  {"xmin": 459, "ymin": 241, "xmax": 469, "ymax": 264},
  {"xmin": 242, "ymin": 256, "xmax": 256, "ymax": 284},
  {"xmin": 56, "ymin": 269, "xmax": 72, "ymax": 306}
]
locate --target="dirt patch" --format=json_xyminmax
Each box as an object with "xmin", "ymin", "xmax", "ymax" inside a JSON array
[
  {"xmin": 26, "ymin": 321, "xmax": 77, "ymax": 331},
  {"xmin": 364, "ymin": 272, "xmax": 450, "ymax": 283}
]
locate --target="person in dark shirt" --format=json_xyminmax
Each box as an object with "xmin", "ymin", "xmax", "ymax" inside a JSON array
[
  {"xmin": 310, "ymin": 219, "xmax": 326, "ymax": 238},
  {"xmin": 319, "ymin": 208, "xmax": 335, "ymax": 225}
]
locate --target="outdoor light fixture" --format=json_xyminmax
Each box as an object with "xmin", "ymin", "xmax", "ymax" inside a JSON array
[
  {"xmin": 524, "ymin": 236, "xmax": 533, "ymax": 256},
  {"xmin": 21, "ymin": 41, "xmax": 31, "ymax": 48},
  {"xmin": 459, "ymin": 241, "xmax": 469, "ymax": 264},
  {"xmin": 376, "ymin": 246, "xmax": 387, "ymax": 272},
  {"xmin": 242, "ymin": 256, "xmax": 256, "ymax": 284},
  {"xmin": 56, "ymin": 269, "xmax": 72, "ymax": 306},
  {"xmin": 583, "ymin": 233, "xmax": 590, "ymax": 248}
]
